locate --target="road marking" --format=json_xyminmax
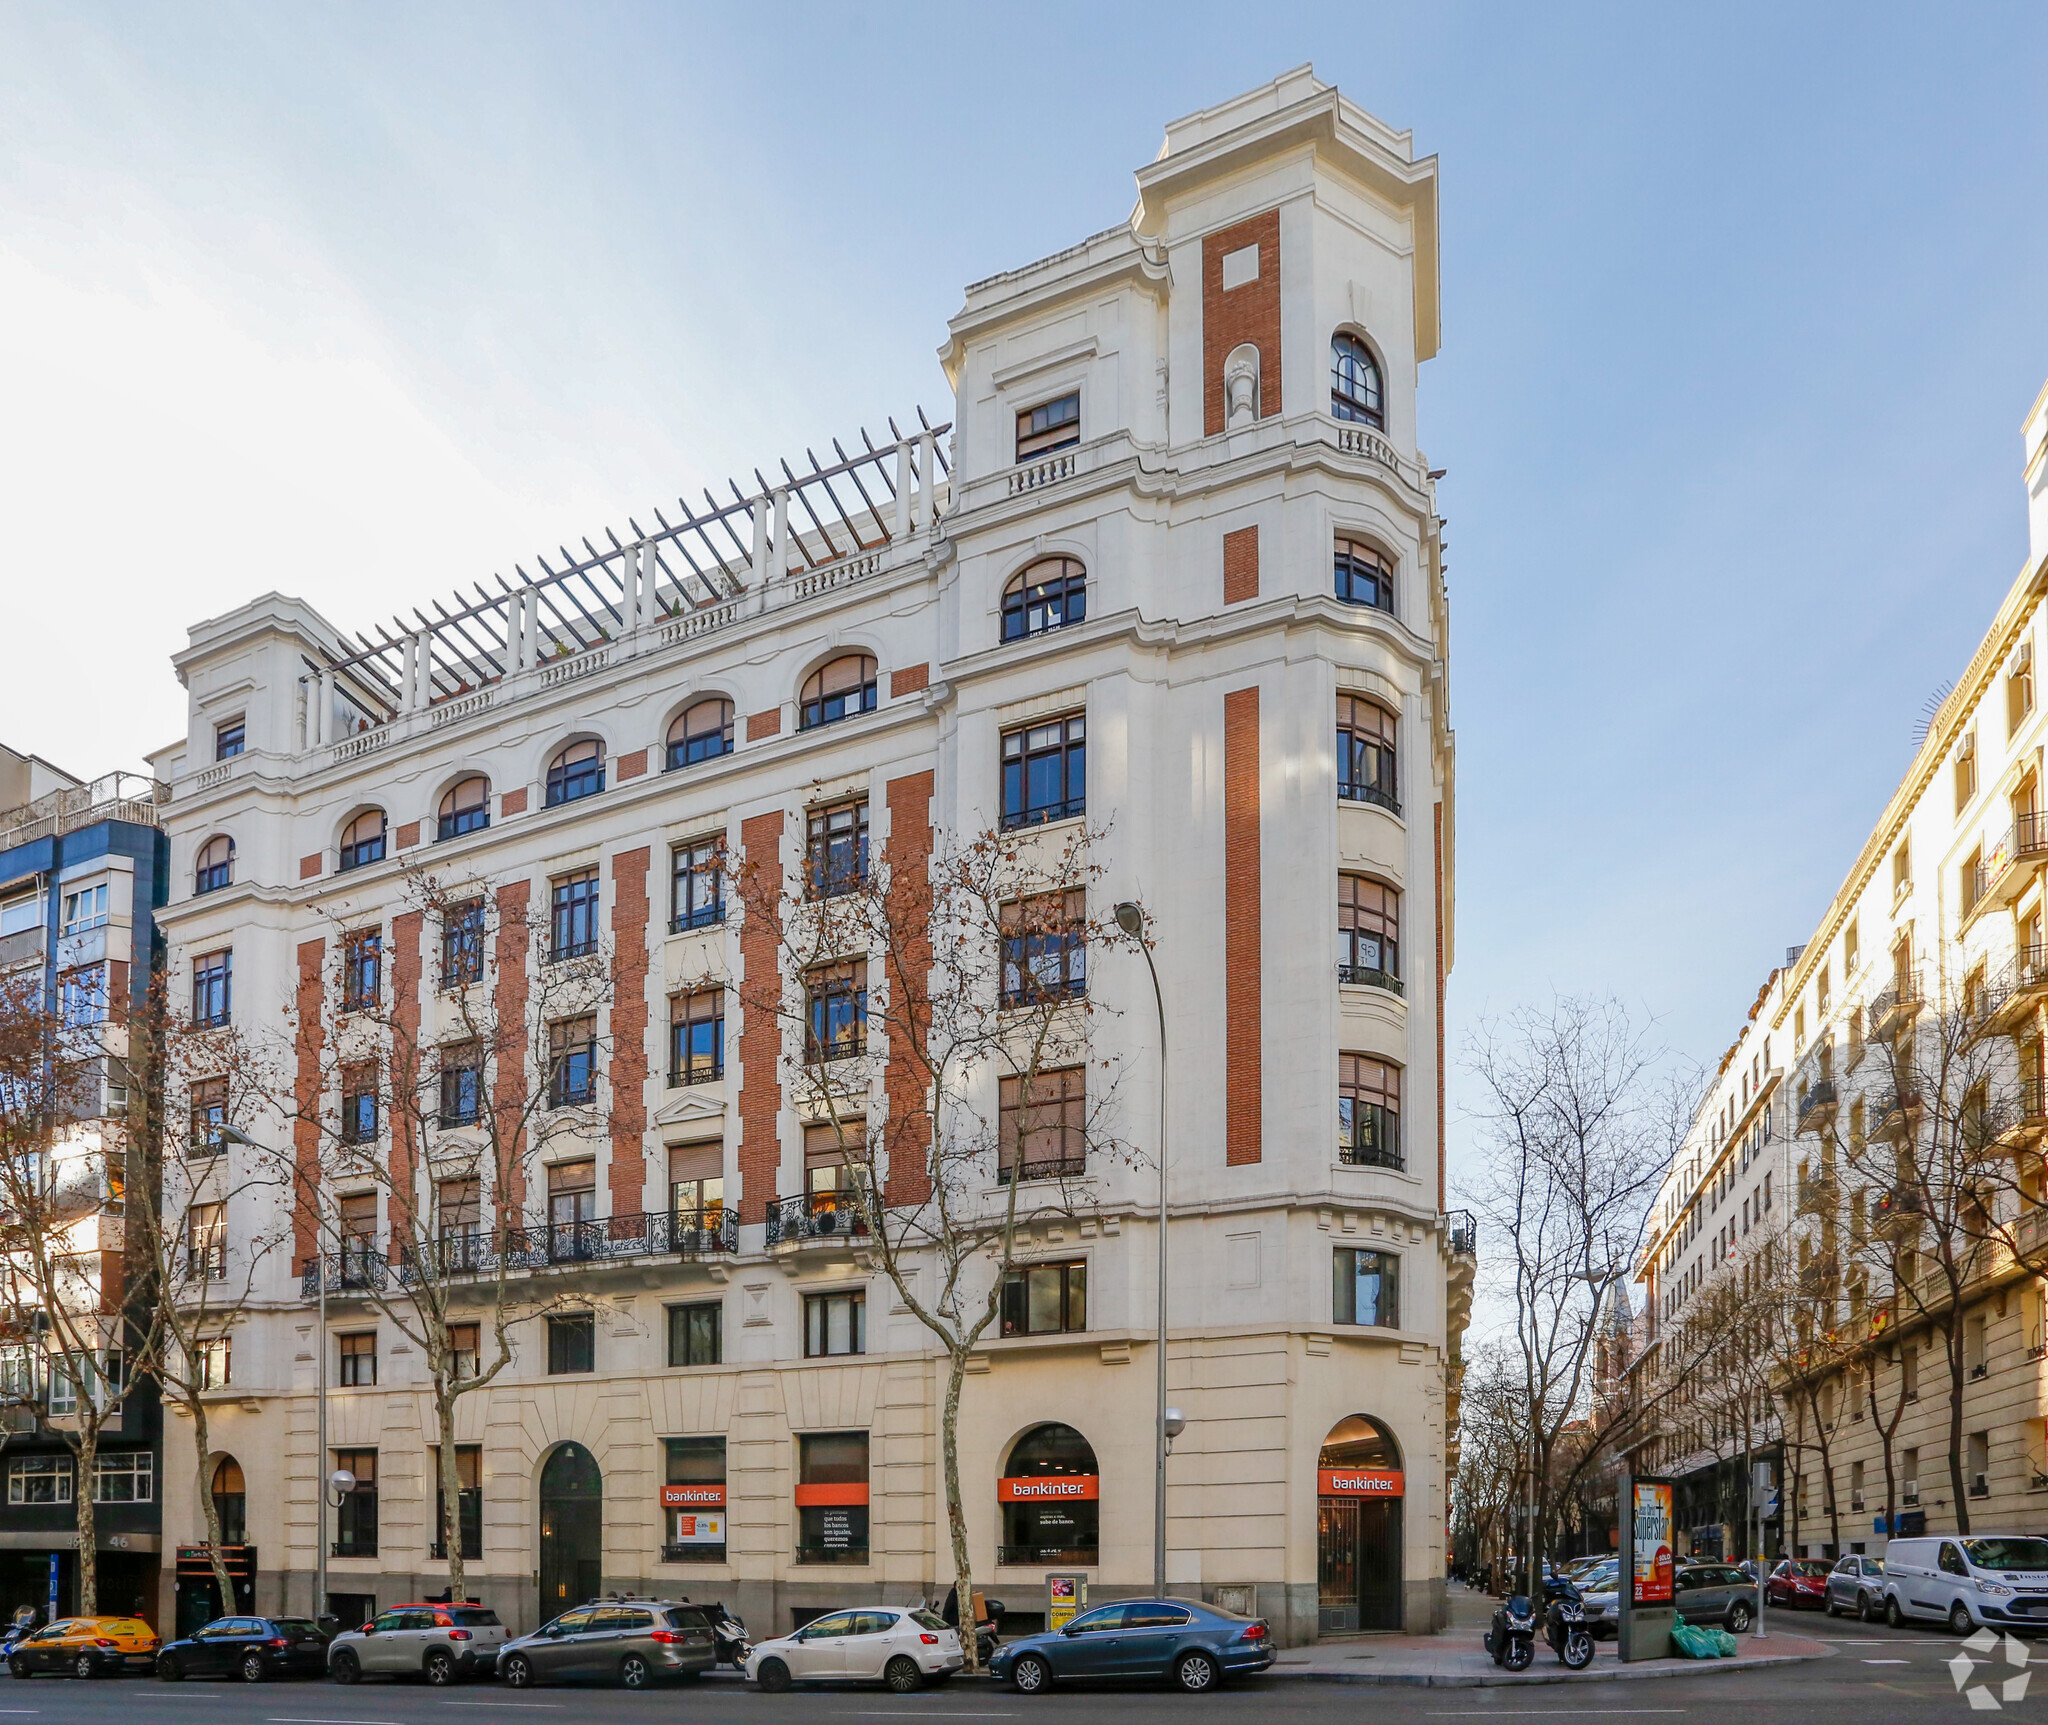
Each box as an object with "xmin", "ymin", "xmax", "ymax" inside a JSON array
[
  {"xmin": 266, "ymin": 1717, "xmax": 407, "ymax": 1724},
  {"xmin": 1428, "ymin": 1713, "xmax": 1688, "ymax": 1718},
  {"xmin": 1862, "ymin": 1658, "xmax": 1911, "ymax": 1663},
  {"xmin": 442, "ymin": 1708, "xmax": 563, "ymax": 1713},
  {"xmin": 842, "ymin": 1715, "xmax": 1019, "ymax": 1720}
]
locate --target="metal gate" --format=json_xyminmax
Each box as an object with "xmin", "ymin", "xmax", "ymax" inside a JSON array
[{"xmin": 1319, "ymin": 1496, "xmax": 1403, "ymax": 1633}]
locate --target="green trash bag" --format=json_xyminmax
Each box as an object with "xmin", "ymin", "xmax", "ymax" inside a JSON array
[{"xmin": 1668, "ymin": 1621, "xmax": 1736, "ymax": 1659}]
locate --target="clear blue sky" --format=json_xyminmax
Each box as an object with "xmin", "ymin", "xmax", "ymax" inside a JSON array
[{"xmin": 5, "ymin": 3, "xmax": 2046, "ymax": 1170}]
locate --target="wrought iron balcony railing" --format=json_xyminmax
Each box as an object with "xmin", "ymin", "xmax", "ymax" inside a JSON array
[
  {"xmin": 767, "ymin": 1192, "xmax": 870, "ymax": 1246},
  {"xmin": 1444, "ymin": 1208, "xmax": 1478, "ymax": 1256},
  {"xmin": 1796, "ymin": 1077, "xmax": 1838, "ymax": 1133},
  {"xmin": 1338, "ymin": 963, "xmax": 1405, "ymax": 996}
]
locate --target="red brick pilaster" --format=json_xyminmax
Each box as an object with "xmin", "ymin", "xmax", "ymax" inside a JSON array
[
  {"xmin": 293, "ymin": 938, "xmax": 327, "ymax": 1269},
  {"xmin": 738, "ymin": 812, "xmax": 785, "ymax": 1223},
  {"xmin": 609, "ymin": 848, "xmax": 650, "ymax": 1216},
  {"xmin": 491, "ymin": 881, "xmax": 531, "ymax": 1225},
  {"xmin": 1203, "ymin": 209, "xmax": 1282, "ymax": 436},
  {"xmin": 747, "ymin": 710, "xmax": 782, "ymax": 743},
  {"xmin": 883, "ymin": 772, "xmax": 935, "ymax": 1207},
  {"xmin": 617, "ymin": 749, "xmax": 649, "ymax": 782},
  {"xmin": 1223, "ymin": 688, "xmax": 1262, "ymax": 1165},
  {"xmin": 1223, "ymin": 525, "xmax": 1260, "ymax": 605},
  {"xmin": 389, "ymin": 911, "xmax": 423, "ymax": 1251}
]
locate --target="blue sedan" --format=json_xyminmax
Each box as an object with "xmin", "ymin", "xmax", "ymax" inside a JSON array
[{"xmin": 988, "ymin": 1598, "xmax": 1275, "ymax": 1693}]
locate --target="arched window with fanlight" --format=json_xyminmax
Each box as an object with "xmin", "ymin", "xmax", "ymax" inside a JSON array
[
  {"xmin": 437, "ymin": 776, "xmax": 490, "ymax": 841},
  {"xmin": 338, "ymin": 810, "xmax": 387, "ymax": 872},
  {"xmin": 1001, "ymin": 558, "xmax": 1087, "ymax": 643},
  {"xmin": 1334, "ymin": 537, "xmax": 1394, "ymax": 616},
  {"xmin": 666, "ymin": 698, "xmax": 734, "ymax": 770},
  {"xmin": 1330, "ymin": 332, "xmax": 1384, "ymax": 428},
  {"xmin": 998, "ymin": 1422, "xmax": 1099, "ymax": 1566},
  {"xmin": 799, "ymin": 655, "xmax": 877, "ymax": 731},
  {"xmin": 545, "ymin": 739, "xmax": 605, "ymax": 808},
  {"xmin": 211, "ymin": 1455, "xmax": 247, "ymax": 1546},
  {"xmin": 194, "ymin": 836, "xmax": 235, "ymax": 895}
]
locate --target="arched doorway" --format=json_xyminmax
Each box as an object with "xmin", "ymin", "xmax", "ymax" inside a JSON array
[
  {"xmin": 538, "ymin": 1443, "xmax": 602, "ymax": 1615},
  {"xmin": 212, "ymin": 1457, "xmax": 246, "ymax": 1546},
  {"xmin": 998, "ymin": 1423, "xmax": 1100, "ymax": 1566},
  {"xmin": 1317, "ymin": 1415, "xmax": 1404, "ymax": 1633},
  {"xmin": 173, "ymin": 1458, "xmax": 253, "ymax": 1637}
]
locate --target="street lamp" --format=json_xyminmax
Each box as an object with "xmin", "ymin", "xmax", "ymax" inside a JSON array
[{"xmin": 1114, "ymin": 901, "xmax": 1172, "ymax": 1597}]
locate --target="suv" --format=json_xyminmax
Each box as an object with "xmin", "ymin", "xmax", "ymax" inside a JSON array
[
  {"xmin": 329, "ymin": 1604, "xmax": 507, "ymax": 1685},
  {"xmin": 497, "ymin": 1599, "xmax": 718, "ymax": 1689}
]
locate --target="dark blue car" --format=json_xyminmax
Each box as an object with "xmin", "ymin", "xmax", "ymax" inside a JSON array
[{"xmin": 988, "ymin": 1598, "xmax": 1274, "ymax": 1693}]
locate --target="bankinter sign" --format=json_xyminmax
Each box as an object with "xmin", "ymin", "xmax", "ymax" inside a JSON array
[
  {"xmin": 659, "ymin": 1484, "xmax": 726, "ymax": 1509},
  {"xmin": 998, "ymin": 1476, "xmax": 1100, "ymax": 1503},
  {"xmin": 1317, "ymin": 1468, "xmax": 1405, "ymax": 1497}
]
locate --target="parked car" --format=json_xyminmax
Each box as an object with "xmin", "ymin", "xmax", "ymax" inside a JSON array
[
  {"xmin": 1879, "ymin": 1536, "xmax": 2048, "ymax": 1634},
  {"xmin": 157, "ymin": 1615, "xmax": 332, "ymax": 1682},
  {"xmin": 1674, "ymin": 1563, "xmax": 1759, "ymax": 1632},
  {"xmin": 496, "ymin": 1600, "xmax": 717, "ymax": 1689},
  {"xmin": 747, "ymin": 1607, "xmax": 963, "ymax": 1693},
  {"xmin": 987, "ymin": 1597, "xmax": 1275, "ymax": 1694},
  {"xmin": 1578, "ymin": 1575, "xmax": 1620, "ymax": 1638},
  {"xmin": 329, "ymin": 1604, "xmax": 507, "ymax": 1685},
  {"xmin": 7, "ymin": 1616, "xmax": 158, "ymax": 1679},
  {"xmin": 1766, "ymin": 1559, "xmax": 1832, "ymax": 1611},
  {"xmin": 1824, "ymin": 1555, "xmax": 1887, "ymax": 1621}
]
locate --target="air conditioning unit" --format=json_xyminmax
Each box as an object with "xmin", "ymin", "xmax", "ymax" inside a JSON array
[{"xmin": 1973, "ymin": 1474, "xmax": 1990, "ymax": 1498}]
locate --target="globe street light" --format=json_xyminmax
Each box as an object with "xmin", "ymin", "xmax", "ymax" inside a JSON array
[{"xmin": 1114, "ymin": 901, "xmax": 1172, "ymax": 1597}]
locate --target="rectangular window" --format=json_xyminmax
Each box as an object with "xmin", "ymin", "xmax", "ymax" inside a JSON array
[
  {"xmin": 803, "ymin": 1120, "xmax": 865, "ymax": 1205},
  {"xmin": 1338, "ymin": 1054, "xmax": 1403, "ymax": 1168},
  {"xmin": 338, "ymin": 1191, "xmax": 379, "ymax": 1263},
  {"xmin": 59, "ymin": 882, "xmax": 109, "ymax": 935},
  {"xmin": 340, "ymin": 1061, "xmax": 379, "ymax": 1145},
  {"xmin": 796, "ymin": 1431, "xmax": 869, "ymax": 1564},
  {"xmin": 550, "ymin": 868, "xmax": 600, "ymax": 960},
  {"xmin": 998, "ymin": 1067, "xmax": 1086, "ymax": 1182},
  {"xmin": 436, "ymin": 1178, "xmax": 481, "ymax": 1271},
  {"xmin": 804, "ymin": 1290, "xmax": 866, "ymax": 1358},
  {"xmin": 1002, "ymin": 714, "xmax": 1086, "ymax": 828},
  {"xmin": 806, "ymin": 800, "xmax": 869, "ymax": 899},
  {"xmin": 548, "ymin": 1016, "xmax": 597, "ymax": 1106},
  {"xmin": 547, "ymin": 1158, "xmax": 597, "ymax": 1234},
  {"xmin": 669, "ymin": 1141, "xmax": 725, "ymax": 1234},
  {"xmin": 1000, "ymin": 891, "xmax": 1086, "ymax": 1006},
  {"xmin": 214, "ymin": 716, "xmax": 245, "ymax": 760},
  {"xmin": 59, "ymin": 964, "xmax": 107, "ymax": 1027},
  {"xmin": 669, "ymin": 988, "xmax": 725, "ymax": 1085},
  {"xmin": 1337, "ymin": 695, "xmax": 1399, "ymax": 813},
  {"xmin": 8, "ymin": 1456, "xmax": 72, "ymax": 1505},
  {"xmin": 91, "ymin": 1450, "xmax": 153, "ymax": 1504},
  {"xmin": 342, "ymin": 930, "xmax": 382, "ymax": 1011},
  {"xmin": 667, "ymin": 1301, "xmax": 723, "ymax": 1368},
  {"xmin": 1000, "ymin": 1260, "xmax": 1088, "ymax": 1336},
  {"xmin": 438, "ymin": 1043, "xmax": 482, "ymax": 1126},
  {"xmin": 1957, "ymin": 740, "xmax": 1978, "ymax": 813},
  {"xmin": 671, "ymin": 838, "xmax": 725, "ymax": 931},
  {"xmin": 333, "ymin": 1448, "xmax": 377, "ymax": 1556},
  {"xmin": 192, "ymin": 950, "xmax": 232, "ymax": 1028},
  {"xmin": 1016, "ymin": 391, "xmax": 1080, "ymax": 461},
  {"xmin": 663, "ymin": 1436, "xmax": 727, "ymax": 1561},
  {"xmin": 195, "ymin": 1335, "xmax": 231, "ymax": 1391},
  {"xmin": 0, "ymin": 892, "xmax": 37, "ymax": 937},
  {"xmin": 189, "ymin": 1076, "xmax": 227, "ymax": 1156},
  {"xmin": 547, "ymin": 1313, "xmax": 595, "ymax": 1375},
  {"xmin": 1338, "ymin": 875, "xmax": 1401, "ymax": 989},
  {"xmin": 1334, "ymin": 1247, "xmax": 1400, "ymax": 1327},
  {"xmin": 2012, "ymin": 646, "xmax": 2036, "ymax": 737},
  {"xmin": 805, "ymin": 959, "xmax": 867, "ymax": 1063},
  {"xmin": 447, "ymin": 1321, "xmax": 480, "ymax": 1381},
  {"xmin": 186, "ymin": 1201, "xmax": 226, "ymax": 1280},
  {"xmin": 337, "ymin": 1331, "xmax": 377, "ymax": 1388},
  {"xmin": 431, "ymin": 1444, "xmax": 482, "ymax": 1560},
  {"xmin": 441, "ymin": 899, "xmax": 485, "ymax": 988}
]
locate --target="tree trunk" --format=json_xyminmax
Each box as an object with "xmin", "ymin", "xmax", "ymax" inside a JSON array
[
  {"xmin": 1946, "ymin": 1323, "xmax": 1972, "ymax": 1535},
  {"xmin": 941, "ymin": 1347, "xmax": 976, "ymax": 1674},
  {"xmin": 74, "ymin": 1425, "xmax": 98, "ymax": 1616},
  {"xmin": 189, "ymin": 1395, "xmax": 235, "ymax": 1612},
  {"xmin": 437, "ymin": 1383, "xmax": 466, "ymax": 1601}
]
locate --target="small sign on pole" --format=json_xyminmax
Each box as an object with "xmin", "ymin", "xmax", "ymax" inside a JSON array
[{"xmin": 1045, "ymin": 1573, "xmax": 1087, "ymax": 1633}]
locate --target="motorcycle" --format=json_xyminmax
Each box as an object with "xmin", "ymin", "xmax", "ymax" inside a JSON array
[
  {"xmin": 679, "ymin": 1597, "xmax": 750, "ymax": 1668},
  {"xmin": 1483, "ymin": 1594, "xmax": 1536, "ymax": 1671},
  {"xmin": 1544, "ymin": 1579, "xmax": 1594, "ymax": 1669}
]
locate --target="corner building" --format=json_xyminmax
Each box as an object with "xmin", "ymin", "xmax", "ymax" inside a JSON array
[{"xmin": 150, "ymin": 69, "xmax": 1467, "ymax": 1643}]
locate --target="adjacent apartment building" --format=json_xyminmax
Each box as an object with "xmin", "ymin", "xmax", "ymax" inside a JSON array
[
  {"xmin": 146, "ymin": 68, "xmax": 1469, "ymax": 1643},
  {"xmin": 0, "ymin": 748, "xmax": 168, "ymax": 1622},
  {"xmin": 1632, "ymin": 376, "xmax": 2048, "ymax": 1564}
]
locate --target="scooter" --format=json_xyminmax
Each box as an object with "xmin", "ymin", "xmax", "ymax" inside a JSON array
[
  {"xmin": 678, "ymin": 1597, "xmax": 751, "ymax": 1668},
  {"xmin": 1544, "ymin": 1579, "xmax": 1594, "ymax": 1669},
  {"xmin": 1483, "ymin": 1594, "xmax": 1536, "ymax": 1671}
]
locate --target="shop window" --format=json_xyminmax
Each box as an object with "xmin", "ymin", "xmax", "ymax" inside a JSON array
[
  {"xmin": 1000, "ymin": 1260, "xmax": 1087, "ymax": 1336},
  {"xmin": 1334, "ymin": 1247, "xmax": 1400, "ymax": 1328},
  {"xmin": 800, "ymin": 655, "xmax": 878, "ymax": 731},
  {"xmin": 338, "ymin": 1331, "xmax": 377, "ymax": 1388},
  {"xmin": 431, "ymin": 1444, "xmax": 482, "ymax": 1560},
  {"xmin": 438, "ymin": 776, "xmax": 490, "ymax": 840},
  {"xmin": 795, "ymin": 1431, "xmax": 869, "ymax": 1564},
  {"xmin": 1001, "ymin": 558, "xmax": 1087, "ymax": 642},
  {"xmin": 546, "ymin": 738, "xmax": 605, "ymax": 807},
  {"xmin": 998, "ymin": 1422, "xmax": 1100, "ymax": 1565},
  {"xmin": 1002, "ymin": 714, "xmax": 1085, "ymax": 828},
  {"xmin": 671, "ymin": 837, "xmax": 725, "ymax": 930},
  {"xmin": 333, "ymin": 1449, "xmax": 378, "ymax": 1556},
  {"xmin": 1000, "ymin": 891, "xmax": 1086, "ymax": 1006},
  {"xmin": 662, "ymin": 1436, "xmax": 727, "ymax": 1562},
  {"xmin": 1016, "ymin": 392, "xmax": 1080, "ymax": 462},
  {"xmin": 805, "ymin": 1290, "xmax": 866, "ymax": 1358},
  {"xmin": 338, "ymin": 810, "xmax": 386, "ymax": 872},
  {"xmin": 998, "ymin": 1068, "xmax": 1086, "ymax": 1182},
  {"xmin": 667, "ymin": 698, "xmax": 734, "ymax": 770},
  {"xmin": 548, "ymin": 1313, "xmax": 595, "ymax": 1375},
  {"xmin": 668, "ymin": 1301, "xmax": 723, "ymax": 1368},
  {"xmin": 669, "ymin": 988, "xmax": 725, "ymax": 1085}
]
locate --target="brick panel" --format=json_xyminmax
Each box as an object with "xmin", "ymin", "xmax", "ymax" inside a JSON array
[
  {"xmin": 890, "ymin": 663, "xmax": 930, "ymax": 700},
  {"xmin": 300, "ymin": 853, "xmax": 322, "ymax": 881},
  {"xmin": 395, "ymin": 820, "xmax": 421, "ymax": 850},
  {"xmin": 491, "ymin": 880, "xmax": 532, "ymax": 1223},
  {"xmin": 738, "ymin": 812, "xmax": 785, "ymax": 1222},
  {"xmin": 883, "ymin": 771, "xmax": 935, "ymax": 1206},
  {"xmin": 389, "ymin": 910, "xmax": 423, "ymax": 1250},
  {"xmin": 293, "ymin": 938, "xmax": 326, "ymax": 1269},
  {"xmin": 609, "ymin": 847, "xmax": 651, "ymax": 1215},
  {"xmin": 500, "ymin": 787, "xmax": 528, "ymax": 818},
  {"xmin": 1203, "ymin": 209, "xmax": 1282, "ymax": 436},
  {"xmin": 1223, "ymin": 688, "xmax": 1262, "ymax": 1165},
  {"xmin": 747, "ymin": 709, "xmax": 782, "ymax": 743},
  {"xmin": 617, "ymin": 749, "xmax": 649, "ymax": 782},
  {"xmin": 1223, "ymin": 525, "xmax": 1260, "ymax": 605}
]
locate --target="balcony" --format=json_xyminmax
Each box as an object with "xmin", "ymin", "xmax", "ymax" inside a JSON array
[
  {"xmin": 1797, "ymin": 1172, "xmax": 1838, "ymax": 1218},
  {"xmin": 1869, "ymin": 975, "xmax": 1923, "ymax": 1043},
  {"xmin": 1966, "ymin": 814, "xmax": 2048, "ymax": 925},
  {"xmin": 1984, "ymin": 944, "xmax": 2048, "ymax": 1033},
  {"xmin": 767, "ymin": 1192, "xmax": 870, "ymax": 1247},
  {"xmin": 1873, "ymin": 1184, "xmax": 1925, "ymax": 1237},
  {"xmin": 1797, "ymin": 1258, "xmax": 1837, "ymax": 1297},
  {"xmin": 1995, "ymin": 1076, "xmax": 2048, "ymax": 1155},
  {"xmin": 1337, "ymin": 781, "xmax": 1402, "ymax": 818},
  {"xmin": 0, "ymin": 772, "xmax": 164, "ymax": 852},
  {"xmin": 1445, "ymin": 1208, "xmax": 1478, "ymax": 1256},
  {"xmin": 1338, "ymin": 962, "xmax": 1405, "ymax": 997},
  {"xmin": 1796, "ymin": 1077, "xmax": 1839, "ymax": 1135},
  {"xmin": 1871, "ymin": 1088, "xmax": 1923, "ymax": 1142},
  {"xmin": 996, "ymin": 1156, "xmax": 1087, "ymax": 1186}
]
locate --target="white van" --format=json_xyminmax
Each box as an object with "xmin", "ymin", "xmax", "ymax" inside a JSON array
[{"xmin": 1880, "ymin": 1536, "xmax": 2048, "ymax": 1633}]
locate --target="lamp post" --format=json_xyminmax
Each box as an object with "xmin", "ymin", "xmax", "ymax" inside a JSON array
[{"xmin": 1114, "ymin": 901, "xmax": 1171, "ymax": 1597}]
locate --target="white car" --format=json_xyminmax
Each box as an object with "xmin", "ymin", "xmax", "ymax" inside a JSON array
[
  {"xmin": 1879, "ymin": 1535, "xmax": 2048, "ymax": 1634},
  {"xmin": 746, "ymin": 1607, "xmax": 963, "ymax": 1693}
]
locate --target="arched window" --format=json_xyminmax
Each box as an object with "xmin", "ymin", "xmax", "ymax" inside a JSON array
[
  {"xmin": 800, "ymin": 655, "xmax": 878, "ymax": 731},
  {"xmin": 1331, "ymin": 333, "xmax": 1384, "ymax": 427},
  {"xmin": 999, "ymin": 1423, "xmax": 1099, "ymax": 1565},
  {"xmin": 1001, "ymin": 559, "xmax": 1087, "ymax": 642},
  {"xmin": 338, "ymin": 811, "xmax": 386, "ymax": 872},
  {"xmin": 667, "ymin": 698, "xmax": 734, "ymax": 770},
  {"xmin": 438, "ymin": 777, "xmax": 490, "ymax": 841},
  {"xmin": 194, "ymin": 836, "xmax": 234, "ymax": 895},
  {"xmin": 1336, "ymin": 695, "xmax": 1399, "ymax": 814},
  {"xmin": 1319, "ymin": 1414, "xmax": 1402, "ymax": 1472},
  {"xmin": 211, "ymin": 1455, "xmax": 247, "ymax": 1546},
  {"xmin": 1334, "ymin": 537, "xmax": 1394, "ymax": 615},
  {"xmin": 545, "ymin": 739, "xmax": 605, "ymax": 808}
]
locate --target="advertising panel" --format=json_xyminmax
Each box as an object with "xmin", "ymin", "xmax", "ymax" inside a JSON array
[
  {"xmin": 1045, "ymin": 1574, "xmax": 1087, "ymax": 1633},
  {"xmin": 668, "ymin": 1511, "xmax": 726, "ymax": 1546},
  {"xmin": 1631, "ymin": 1480, "xmax": 1674, "ymax": 1605}
]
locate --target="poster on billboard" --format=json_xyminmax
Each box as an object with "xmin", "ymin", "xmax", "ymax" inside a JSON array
[{"xmin": 1631, "ymin": 1481, "xmax": 1674, "ymax": 1605}]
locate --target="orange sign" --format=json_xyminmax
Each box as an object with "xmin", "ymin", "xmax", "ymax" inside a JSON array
[
  {"xmin": 660, "ymin": 1483, "xmax": 726, "ymax": 1509},
  {"xmin": 1318, "ymin": 1468, "xmax": 1405, "ymax": 1497},
  {"xmin": 998, "ymin": 1475, "xmax": 1100, "ymax": 1503},
  {"xmin": 794, "ymin": 1482, "xmax": 870, "ymax": 1507}
]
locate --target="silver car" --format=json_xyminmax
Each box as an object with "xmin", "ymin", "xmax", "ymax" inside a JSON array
[
  {"xmin": 1823, "ymin": 1554, "xmax": 1887, "ymax": 1621},
  {"xmin": 497, "ymin": 1600, "xmax": 718, "ymax": 1689},
  {"xmin": 328, "ymin": 1604, "xmax": 507, "ymax": 1685}
]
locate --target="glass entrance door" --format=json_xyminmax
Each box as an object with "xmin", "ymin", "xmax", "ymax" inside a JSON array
[
  {"xmin": 1318, "ymin": 1498, "xmax": 1361, "ymax": 1633},
  {"xmin": 538, "ymin": 1444, "xmax": 603, "ymax": 1615}
]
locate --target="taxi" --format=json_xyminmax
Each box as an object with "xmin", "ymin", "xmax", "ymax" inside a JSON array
[{"xmin": 8, "ymin": 1615, "xmax": 159, "ymax": 1678}]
